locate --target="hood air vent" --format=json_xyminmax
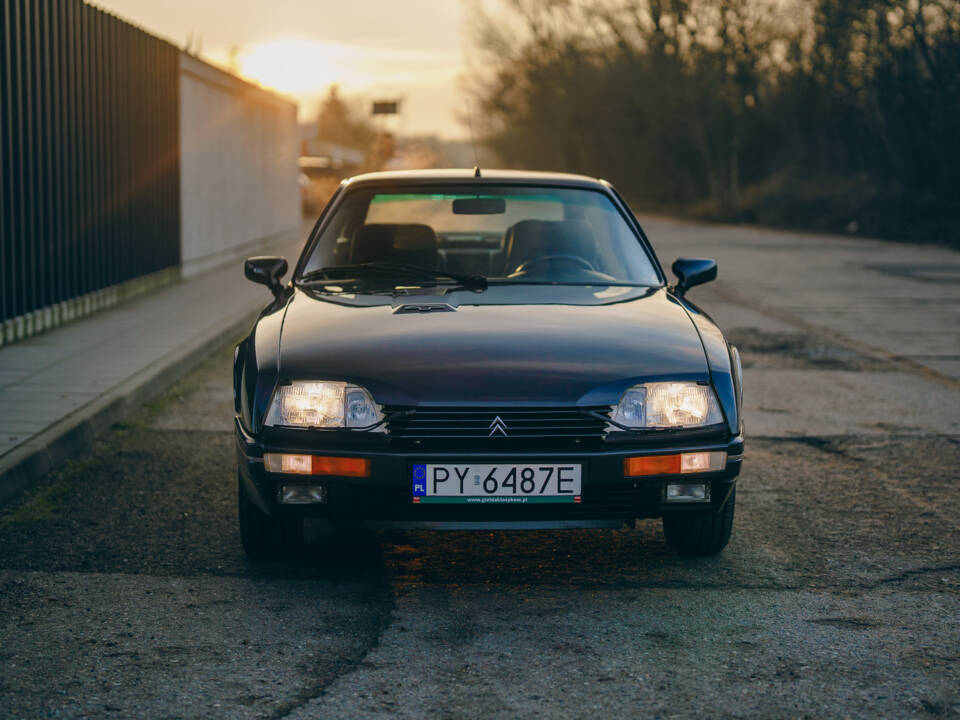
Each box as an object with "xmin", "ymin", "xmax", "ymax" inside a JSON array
[{"xmin": 393, "ymin": 303, "xmax": 457, "ymax": 314}]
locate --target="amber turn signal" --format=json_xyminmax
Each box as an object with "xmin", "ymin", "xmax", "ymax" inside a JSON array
[
  {"xmin": 311, "ymin": 455, "xmax": 370, "ymax": 477},
  {"xmin": 624, "ymin": 455, "xmax": 682, "ymax": 476},
  {"xmin": 624, "ymin": 452, "xmax": 726, "ymax": 477}
]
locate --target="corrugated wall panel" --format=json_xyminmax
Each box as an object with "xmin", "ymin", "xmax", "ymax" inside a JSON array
[
  {"xmin": 0, "ymin": 0, "xmax": 180, "ymax": 323},
  {"xmin": 0, "ymin": 0, "xmax": 10, "ymax": 321}
]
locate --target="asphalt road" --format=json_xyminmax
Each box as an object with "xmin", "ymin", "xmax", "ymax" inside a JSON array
[{"xmin": 1, "ymin": 219, "xmax": 958, "ymax": 718}]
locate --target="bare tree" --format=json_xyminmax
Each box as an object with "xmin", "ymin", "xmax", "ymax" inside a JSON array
[{"xmin": 466, "ymin": 0, "xmax": 960, "ymax": 241}]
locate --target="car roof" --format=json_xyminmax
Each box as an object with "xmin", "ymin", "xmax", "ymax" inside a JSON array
[{"xmin": 341, "ymin": 168, "xmax": 611, "ymax": 191}]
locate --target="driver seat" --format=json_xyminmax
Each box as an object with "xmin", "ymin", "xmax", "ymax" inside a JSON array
[{"xmin": 502, "ymin": 219, "xmax": 598, "ymax": 276}]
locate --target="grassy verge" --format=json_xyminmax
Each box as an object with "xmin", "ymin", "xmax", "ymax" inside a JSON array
[
  {"xmin": 0, "ymin": 457, "xmax": 102, "ymax": 528},
  {"xmin": 635, "ymin": 175, "xmax": 960, "ymax": 249}
]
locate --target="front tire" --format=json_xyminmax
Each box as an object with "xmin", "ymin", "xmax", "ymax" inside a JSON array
[
  {"xmin": 662, "ymin": 486, "xmax": 735, "ymax": 556},
  {"xmin": 238, "ymin": 474, "xmax": 303, "ymax": 560}
]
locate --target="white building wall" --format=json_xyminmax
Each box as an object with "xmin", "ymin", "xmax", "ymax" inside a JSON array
[{"xmin": 179, "ymin": 54, "xmax": 300, "ymax": 276}]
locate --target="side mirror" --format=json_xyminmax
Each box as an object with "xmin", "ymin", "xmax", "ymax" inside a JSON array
[
  {"xmin": 671, "ymin": 257, "xmax": 717, "ymax": 298},
  {"xmin": 244, "ymin": 256, "xmax": 288, "ymax": 297}
]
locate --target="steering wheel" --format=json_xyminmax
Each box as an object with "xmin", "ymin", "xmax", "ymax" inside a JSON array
[{"xmin": 513, "ymin": 254, "xmax": 596, "ymax": 275}]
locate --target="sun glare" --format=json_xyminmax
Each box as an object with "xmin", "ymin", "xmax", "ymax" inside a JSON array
[{"xmin": 237, "ymin": 38, "xmax": 357, "ymax": 96}]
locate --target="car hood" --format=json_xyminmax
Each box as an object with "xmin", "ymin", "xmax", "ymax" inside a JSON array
[{"xmin": 277, "ymin": 287, "xmax": 709, "ymax": 406}]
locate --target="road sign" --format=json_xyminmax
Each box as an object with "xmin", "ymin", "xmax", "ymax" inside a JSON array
[{"xmin": 372, "ymin": 100, "xmax": 400, "ymax": 115}]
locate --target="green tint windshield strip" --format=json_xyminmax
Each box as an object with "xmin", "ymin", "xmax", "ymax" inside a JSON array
[{"xmin": 370, "ymin": 193, "xmax": 566, "ymax": 204}]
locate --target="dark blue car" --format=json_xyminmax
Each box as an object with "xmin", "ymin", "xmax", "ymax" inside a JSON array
[{"xmin": 235, "ymin": 169, "xmax": 744, "ymax": 559}]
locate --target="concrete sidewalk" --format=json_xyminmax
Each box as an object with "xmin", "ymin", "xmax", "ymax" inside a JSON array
[{"xmin": 0, "ymin": 225, "xmax": 308, "ymax": 505}]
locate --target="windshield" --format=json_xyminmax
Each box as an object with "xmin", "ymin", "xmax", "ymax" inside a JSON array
[{"xmin": 299, "ymin": 185, "xmax": 661, "ymax": 288}]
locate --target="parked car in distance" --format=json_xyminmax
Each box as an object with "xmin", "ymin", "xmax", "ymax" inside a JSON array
[{"xmin": 235, "ymin": 169, "xmax": 744, "ymax": 559}]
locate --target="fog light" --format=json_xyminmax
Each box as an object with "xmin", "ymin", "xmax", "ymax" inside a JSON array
[
  {"xmin": 264, "ymin": 453, "xmax": 370, "ymax": 477},
  {"xmin": 278, "ymin": 484, "xmax": 327, "ymax": 504},
  {"xmin": 664, "ymin": 483, "xmax": 710, "ymax": 503}
]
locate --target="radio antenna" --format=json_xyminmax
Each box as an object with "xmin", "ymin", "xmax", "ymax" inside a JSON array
[{"xmin": 465, "ymin": 97, "xmax": 481, "ymax": 176}]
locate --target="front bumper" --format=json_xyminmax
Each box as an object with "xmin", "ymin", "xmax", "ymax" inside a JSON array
[{"xmin": 236, "ymin": 416, "xmax": 743, "ymax": 529}]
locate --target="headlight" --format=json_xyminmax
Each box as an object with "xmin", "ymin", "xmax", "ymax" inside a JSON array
[
  {"xmin": 265, "ymin": 381, "xmax": 382, "ymax": 428},
  {"xmin": 611, "ymin": 382, "xmax": 723, "ymax": 429}
]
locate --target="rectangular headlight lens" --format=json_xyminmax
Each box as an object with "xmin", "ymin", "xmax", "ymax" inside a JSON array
[
  {"xmin": 269, "ymin": 382, "xmax": 345, "ymax": 427},
  {"xmin": 264, "ymin": 381, "xmax": 381, "ymax": 428},
  {"xmin": 613, "ymin": 382, "xmax": 723, "ymax": 428}
]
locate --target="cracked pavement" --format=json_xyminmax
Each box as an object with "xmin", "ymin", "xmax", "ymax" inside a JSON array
[{"xmin": 1, "ymin": 218, "xmax": 958, "ymax": 718}]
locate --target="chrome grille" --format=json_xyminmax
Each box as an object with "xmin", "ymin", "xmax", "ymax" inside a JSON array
[{"xmin": 384, "ymin": 406, "xmax": 611, "ymax": 440}]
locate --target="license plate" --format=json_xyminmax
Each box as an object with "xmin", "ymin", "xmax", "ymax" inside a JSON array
[{"xmin": 411, "ymin": 463, "xmax": 582, "ymax": 504}]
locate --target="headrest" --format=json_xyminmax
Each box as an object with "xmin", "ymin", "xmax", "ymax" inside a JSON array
[{"xmin": 351, "ymin": 224, "xmax": 438, "ymax": 266}]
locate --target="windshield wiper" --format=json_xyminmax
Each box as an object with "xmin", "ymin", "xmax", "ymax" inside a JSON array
[
  {"xmin": 300, "ymin": 263, "xmax": 488, "ymax": 291},
  {"xmin": 485, "ymin": 280, "xmax": 652, "ymax": 287}
]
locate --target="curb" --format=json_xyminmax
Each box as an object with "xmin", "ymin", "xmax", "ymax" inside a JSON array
[
  {"xmin": 0, "ymin": 305, "xmax": 261, "ymax": 508},
  {"xmin": 0, "ymin": 266, "xmax": 181, "ymax": 349}
]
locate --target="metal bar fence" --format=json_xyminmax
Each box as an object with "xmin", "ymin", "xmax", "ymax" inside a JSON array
[{"xmin": 0, "ymin": 0, "xmax": 180, "ymax": 324}]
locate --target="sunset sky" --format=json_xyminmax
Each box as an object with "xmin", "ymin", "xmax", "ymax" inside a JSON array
[{"xmin": 93, "ymin": 0, "xmax": 479, "ymax": 139}]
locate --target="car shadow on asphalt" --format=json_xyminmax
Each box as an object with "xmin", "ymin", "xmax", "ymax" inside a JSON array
[{"xmin": 315, "ymin": 523, "xmax": 751, "ymax": 590}]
